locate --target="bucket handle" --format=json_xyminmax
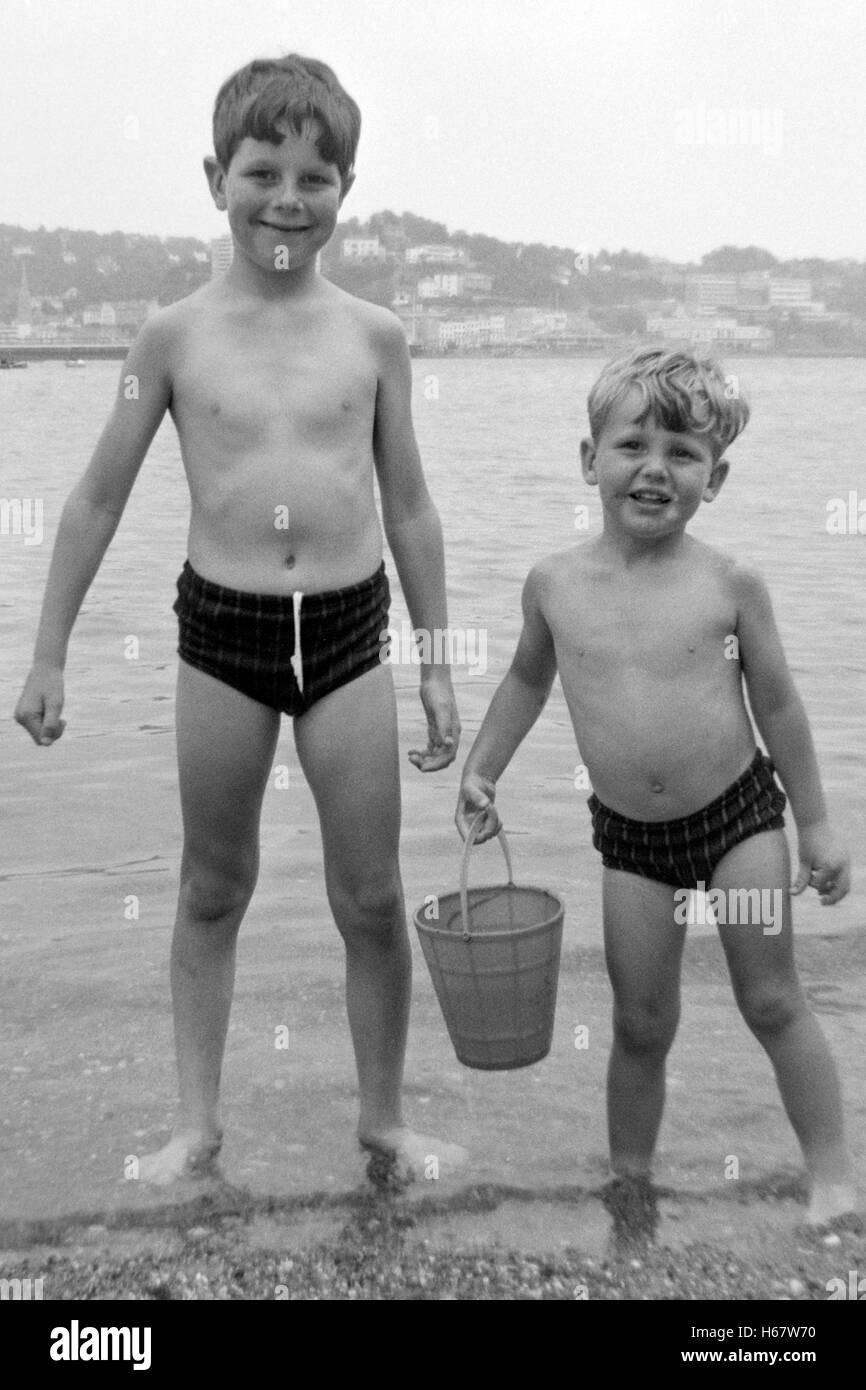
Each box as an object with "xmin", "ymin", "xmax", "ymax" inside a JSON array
[{"xmin": 459, "ymin": 811, "xmax": 515, "ymax": 939}]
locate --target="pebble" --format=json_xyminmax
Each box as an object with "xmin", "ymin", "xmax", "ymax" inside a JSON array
[
  {"xmin": 822, "ymin": 1233, "xmax": 841, "ymax": 1248},
  {"xmin": 788, "ymin": 1278, "xmax": 806, "ymax": 1296}
]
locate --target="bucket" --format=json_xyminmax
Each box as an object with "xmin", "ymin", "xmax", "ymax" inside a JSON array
[{"xmin": 413, "ymin": 814, "xmax": 564, "ymax": 1070}]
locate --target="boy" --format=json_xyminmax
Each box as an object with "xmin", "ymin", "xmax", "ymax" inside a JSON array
[
  {"xmin": 15, "ymin": 54, "xmax": 464, "ymax": 1184},
  {"xmin": 456, "ymin": 347, "xmax": 855, "ymax": 1227}
]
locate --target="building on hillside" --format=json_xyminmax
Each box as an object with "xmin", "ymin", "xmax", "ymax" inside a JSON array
[
  {"xmin": 505, "ymin": 307, "xmax": 569, "ymax": 338},
  {"xmin": 112, "ymin": 300, "xmax": 159, "ymax": 331},
  {"xmin": 685, "ymin": 273, "xmax": 743, "ymax": 311},
  {"xmin": 417, "ymin": 273, "xmax": 463, "ymax": 299},
  {"xmin": 340, "ymin": 237, "xmax": 386, "ymax": 261},
  {"xmin": 82, "ymin": 302, "xmax": 118, "ymax": 327},
  {"xmin": 646, "ymin": 309, "xmax": 774, "ymax": 350},
  {"xmin": 405, "ymin": 244, "xmax": 467, "ymax": 265},
  {"xmin": 438, "ymin": 315, "xmax": 506, "ymax": 349},
  {"xmin": 415, "ymin": 271, "xmax": 494, "ymax": 298},
  {"xmin": 768, "ymin": 277, "xmax": 812, "ymax": 306}
]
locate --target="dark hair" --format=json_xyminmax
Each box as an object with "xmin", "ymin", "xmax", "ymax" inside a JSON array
[{"xmin": 212, "ymin": 54, "xmax": 360, "ymax": 184}]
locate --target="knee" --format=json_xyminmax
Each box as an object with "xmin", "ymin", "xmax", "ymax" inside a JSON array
[
  {"xmin": 737, "ymin": 984, "xmax": 802, "ymax": 1038},
  {"xmin": 613, "ymin": 998, "xmax": 679, "ymax": 1057},
  {"xmin": 328, "ymin": 872, "xmax": 404, "ymax": 937},
  {"xmin": 180, "ymin": 852, "xmax": 258, "ymax": 923}
]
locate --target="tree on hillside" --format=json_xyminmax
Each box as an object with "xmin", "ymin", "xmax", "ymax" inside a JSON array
[
  {"xmin": 701, "ymin": 245, "xmax": 778, "ymax": 272},
  {"xmin": 399, "ymin": 211, "xmax": 450, "ymax": 244}
]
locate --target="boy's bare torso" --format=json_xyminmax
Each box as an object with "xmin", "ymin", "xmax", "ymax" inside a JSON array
[
  {"xmin": 162, "ymin": 278, "xmax": 385, "ymax": 594},
  {"xmin": 540, "ymin": 536, "xmax": 756, "ymax": 821}
]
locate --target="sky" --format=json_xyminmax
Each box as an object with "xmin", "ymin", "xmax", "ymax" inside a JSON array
[{"xmin": 1, "ymin": 0, "xmax": 864, "ymax": 262}]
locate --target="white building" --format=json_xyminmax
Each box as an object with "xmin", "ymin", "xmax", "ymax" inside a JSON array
[
  {"xmin": 417, "ymin": 271, "xmax": 493, "ymax": 300},
  {"xmin": 82, "ymin": 302, "xmax": 118, "ymax": 327},
  {"xmin": 507, "ymin": 308, "xmax": 569, "ymax": 338},
  {"xmin": 340, "ymin": 237, "xmax": 385, "ymax": 261},
  {"xmin": 406, "ymin": 244, "xmax": 467, "ymax": 265},
  {"xmin": 768, "ymin": 277, "xmax": 812, "ymax": 306},
  {"xmin": 647, "ymin": 311, "xmax": 773, "ymax": 349},
  {"xmin": 439, "ymin": 316, "xmax": 506, "ymax": 349}
]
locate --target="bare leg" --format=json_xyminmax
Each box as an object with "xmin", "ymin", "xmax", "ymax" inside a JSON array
[
  {"xmin": 712, "ymin": 830, "xmax": 856, "ymax": 1225},
  {"xmin": 138, "ymin": 662, "xmax": 279, "ymax": 1185},
  {"xmin": 602, "ymin": 869, "xmax": 685, "ymax": 1178},
  {"xmin": 294, "ymin": 664, "xmax": 466, "ymax": 1180}
]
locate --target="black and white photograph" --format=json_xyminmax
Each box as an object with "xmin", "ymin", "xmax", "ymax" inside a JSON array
[{"xmin": 1, "ymin": 0, "xmax": 864, "ymax": 1343}]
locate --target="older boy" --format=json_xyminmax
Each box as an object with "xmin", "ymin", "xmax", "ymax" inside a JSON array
[
  {"xmin": 15, "ymin": 54, "xmax": 464, "ymax": 1183},
  {"xmin": 457, "ymin": 348, "xmax": 855, "ymax": 1227}
]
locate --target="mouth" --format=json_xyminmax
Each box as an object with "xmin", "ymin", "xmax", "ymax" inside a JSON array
[
  {"xmin": 259, "ymin": 222, "xmax": 313, "ymax": 233},
  {"xmin": 628, "ymin": 489, "xmax": 672, "ymax": 506}
]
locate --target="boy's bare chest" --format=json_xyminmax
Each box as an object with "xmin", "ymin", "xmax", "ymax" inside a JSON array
[
  {"xmin": 174, "ymin": 320, "xmax": 378, "ymax": 444},
  {"xmin": 548, "ymin": 571, "xmax": 737, "ymax": 676}
]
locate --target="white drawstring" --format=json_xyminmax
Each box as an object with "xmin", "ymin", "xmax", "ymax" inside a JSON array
[{"xmin": 291, "ymin": 590, "xmax": 304, "ymax": 693}]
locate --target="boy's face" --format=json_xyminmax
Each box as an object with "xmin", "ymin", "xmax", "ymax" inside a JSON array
[
  {"xmin": 580, "ymin": 390, "xmax": 729, "ymax": 540},
  {"xmin": 205, "ymin": 119, "xmax": 353, "ymax": 273}
]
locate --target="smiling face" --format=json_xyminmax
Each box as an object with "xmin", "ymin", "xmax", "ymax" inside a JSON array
[
  {"xmin": 205, "ymin": 118, "xmax": 352, "ymax": 274},
  {"xmin": 581, "ymin": 389, "xmax": 729, "ymax": 543}
]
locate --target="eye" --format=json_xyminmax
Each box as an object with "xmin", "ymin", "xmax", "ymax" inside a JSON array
[{"xmin": 618, "ymin": 439, "xmax": 641, "ymax": 450}]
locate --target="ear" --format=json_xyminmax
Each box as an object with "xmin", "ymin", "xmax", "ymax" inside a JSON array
[
  {"xmin": 703, "ymin": 457, "xmax": 730, "ymax": 502},
  {"xmin": 580, "ymin": 437, "xmax": 598, "ymax": 485},
  {"xmin": 338, "ymin": 168, "xmax": 356, "ymax": 205},
  {"xmin": 203, "ymin": 156, "xmax": 227, "ymax": 211}
]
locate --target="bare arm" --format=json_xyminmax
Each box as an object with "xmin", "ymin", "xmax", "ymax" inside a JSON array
[
  {"xmin": 734, "ymin": 563, "xmax": 849, "ymax": 902},
  {"xmin": 15, "ymin": 315, "xmax": 173, "ymax": 743},
  {"xmin": 456, "ymin": 563, "xmax": 558, "ymax": 840},
  {"xmin": 372, "ymin": 312, "xmax": 459, "ymax": 770}
]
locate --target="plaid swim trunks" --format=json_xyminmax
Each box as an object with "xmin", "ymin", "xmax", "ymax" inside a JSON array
[
  {"xmin": 587, "ymin": 748, "xmax": 787, "ymax": 889},
  {"xmin": 173, "ymin": 560, "xmax": 390, "ymax": 716}
]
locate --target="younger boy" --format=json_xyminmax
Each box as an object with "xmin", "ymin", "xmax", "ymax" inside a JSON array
[
  {"xmin": 456, "ymin": 347, "xmax": 855, "ymax": 1227},
  {"xmin": 15, "ymin": 54, "xmax": 464, "ymax": 1183}
]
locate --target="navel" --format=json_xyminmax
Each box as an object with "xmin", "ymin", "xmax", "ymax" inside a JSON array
[{"xmin": 284, "ymin": 553, "xmax": 296, "ymax": 570}]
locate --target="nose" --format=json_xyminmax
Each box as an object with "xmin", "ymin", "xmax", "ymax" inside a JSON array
[
  {"xmin": 638, "ymin": 451, "xmax": 670, "ymax": 480},
  {"xmin": 271, "ymin": 179, "xmax": 304, "ymax": 210}
]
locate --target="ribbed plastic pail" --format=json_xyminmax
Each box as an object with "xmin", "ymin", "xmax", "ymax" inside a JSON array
[{"xmin": 414, "ymin": 819, "xmax": 564, "ymax": 1070}]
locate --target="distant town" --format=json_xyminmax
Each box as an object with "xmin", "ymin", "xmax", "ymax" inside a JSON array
[{"xmin": 2, "ymin": 212, "xmax": 865, "ymax": 359}]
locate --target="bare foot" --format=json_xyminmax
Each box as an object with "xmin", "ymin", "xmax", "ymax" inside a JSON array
[
  {"xmin": 359, "ymin": 1125, "xmax": 468, "ymax": 1185},
  {"xmin": 135, "ymin": 1131, "xmax": 223, "ymax": 1187},
  {"xmin": 602, "ymin": 1174, "xmax": 659, "ymax": 1251},
  {"xmin": 805, "ymin": 1182, "xmax": 859, "ymax": 1228}
]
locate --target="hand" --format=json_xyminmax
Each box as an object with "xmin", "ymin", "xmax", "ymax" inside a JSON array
[
  {"xmin": 408, "ymin": 673, "xmax": 461, "ymax": 772},
  {"xmin": 455, "ymin": 770, "xmax": 500, "ymax": 843},
  {"xmin": 14, "ymin": 664, "xmax": 67, "ymax": 746},
  {"xmin": 791, "ymin": 822, "xmax": 851, "ymax": 905}
]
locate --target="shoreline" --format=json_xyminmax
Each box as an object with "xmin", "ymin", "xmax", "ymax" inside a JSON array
[{"xmin": 3, "ymin": 344, "xmax": 865, "ymax": 362}]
